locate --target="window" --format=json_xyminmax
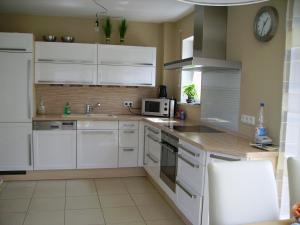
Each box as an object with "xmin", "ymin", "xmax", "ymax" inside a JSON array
[{"xmin": 180, "ymin": 36, "xmax": 201, "ymax": 104}]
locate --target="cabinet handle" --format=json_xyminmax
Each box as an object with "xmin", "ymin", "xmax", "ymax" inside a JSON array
[
  {"xmin": 147, "ymin": 134, "xmax": 161, "ymax": 144},
  {"xmin": 123, "ymin": 148, "xmax": 135, "ymax": 152},
  {"xmin": 147, "ymin": 153, "xmax": 159, "ymax": 163},
  {"xmin": 27, "ymin": 60, "xmax": 32, "ymax": 119},
  {"xmin": 178, "ymin": 154, "xmax": 200, "ymax": 168},
  {"xmin": 37, "ymin": 80, "xmax": 93, "ymax": 85},
  {"xmin": 123, "ymin": 130, "xmax": 135, "ymax": 134},
  {"xmin": 0, "ymin": 48, "xmax": 27, "ymax": 52},
  {"xmin": 209, "ymin": 154, "xmax": 240, "ymax": 161},
  {"xmin": 176, "ymin": 180, "xmax": 197, "ymax": 199},
  {"xmin": 123, "ymin": 124, "xmax": 135, "ymax": 127},
  {"xmin": 161, "ymin": 143, "xmax": 177, "ymax": 153},
  {"xmin": 101, "ymin": 61, "xmax": 153, "ymax": 66},
  {"xmin": 178, "ymin": 144, "xmax": 200, "ymax": 157},
  {"xmin": 28, "ymin": 134, "xmax": 32, "ymax": 166},
  {"xmin": 148, "ymin": 127, "xmax": 159, "ymax": 135},
  {"xmin": 81, "ymin": 130, "xmax": 115, "ymax": 134},
  {"xmin": 37, "ymin": 59, "xmax": 94, "ymax": 64}
]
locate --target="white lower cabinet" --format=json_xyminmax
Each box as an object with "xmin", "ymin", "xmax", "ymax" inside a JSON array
[
  {"xmin": 0, "ymin": 123, "xmax": 32, "ymax": 171},
  {"xmin": 77, "ymin": 121, "xmax": 119, "ymax": 169},
  {"xmin": 33, "ymin": 130, "xmax": 76, "ymax": 170}
]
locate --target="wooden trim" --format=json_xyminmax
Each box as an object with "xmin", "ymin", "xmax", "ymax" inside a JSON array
[{"xmin": 2, "ymin": 167, "xmax": 146, "ymax": 181}]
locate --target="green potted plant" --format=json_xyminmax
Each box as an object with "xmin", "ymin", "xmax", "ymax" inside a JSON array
[
  {"xmin": 183, "ymin": 84, "xmax": 197, "ymax": 103},
  {"xmin": 102, "ymin": 17, "xmax": 112, "ymax": 43},
  {"xmin": 119, "ymin": 19, "xmax": 127, "ymax": 44}
]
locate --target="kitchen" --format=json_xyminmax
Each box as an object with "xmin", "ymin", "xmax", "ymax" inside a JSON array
[{"xmin": 0, "ymin": 0, "xmax": 299, "ymax": 225}]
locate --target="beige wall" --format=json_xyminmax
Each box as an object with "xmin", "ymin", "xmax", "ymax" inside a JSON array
[{"xmin": 227, "ymin": 0, "xmax": 287, "ymax": 143}]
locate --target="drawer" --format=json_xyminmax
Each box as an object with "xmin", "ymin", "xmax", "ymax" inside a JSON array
[
  {"xmin": 176, "ymin": 178, "xmax": 203, "ymax": 225},
  {"xmin": 77, "ymin": 121, "xmax": 118, "ymax": 130},
  {"xmin": 145, "ymin": 125, "xmax": 161, "ymax": 138},
  {"xmin": 177, "ymin": 152, "xmax": 206, "ymax": 194},
  {"xmin": 178, "ymin": 140, "xmax": 206, "ymax": 165},
  {"xmin": 119, "ymin": 147, "xmax": 138, "ymax": 167},
  {"xmin": 119, "ymin": 129, "xmax": 138, "ymax": 147},
  {"xmin": 119, "ymin": 121, "xmax": 139, "ymax": 130}
]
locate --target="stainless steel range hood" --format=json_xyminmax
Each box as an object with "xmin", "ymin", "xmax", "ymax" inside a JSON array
[{"xmin": 164, "ymin": 6, "xmax": 241, "ymax": 71}]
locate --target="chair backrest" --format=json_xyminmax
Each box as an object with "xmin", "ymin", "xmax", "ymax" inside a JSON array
[
  {"xmin": 287, "ymin": 157, "xmax": 300, "ymax": 208},
  {"xmin": 208, "ymin": 160, "xmax": 279, "ymax": 225}
]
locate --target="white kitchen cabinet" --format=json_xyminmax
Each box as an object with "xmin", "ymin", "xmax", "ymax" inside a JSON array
[
  {"xmin": 98, "ymin": 44, "xmax": 156, "ymax": 66},
  {"xmin": 0, "ymin": 123, "xmax": 32, "ymax": 171},
  {"xmin": 35, "ymin": 42, "xmax": 97, "ymax": 64},
  {"xmin": 119, "ymin": 129, "xmax": 138, "ymax": 148},
  {"xmin": 35, "ymin": 42, "xmax": 97, "ymax": 85},
  {"xmin": 33, "ymin": 130, "xmax": 76, "ymax": 170},
  {"xmin": 119, "ymin": 147, "xmax": 138, "ymax": 168},
  {"xmin": 98, "ymin": 65, "xmax": 155, "ymax": 86},
  {"xmin": 35, "ymin": 63, "xmax": 97, "ymax": 85},
  {"xmin": 0, "ymin": 32, "xmax": 33, "ymax": 52},
  {"xmin": 77, "ymin": 121, "xmax": 119, "ymax": 169}
]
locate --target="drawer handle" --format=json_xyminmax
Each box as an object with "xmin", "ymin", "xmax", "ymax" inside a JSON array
[
  {"xmin": 178, "ymin": 154, "xmax": 199, "ymax": 168},
  {"xmin": 123, "ymin": 148, "xmax": 135, "ymax": 152},
  {"xmin": 147, "ymin": 153, "xmax": 159, "ymax": 163},
  {"xmin": 176, "ymin": 180, "xmax": 197, "ymax": 199},
  {"xmin": 210, "ymin": 154, "xmax": 240, "ymax": 161},
  {"xmin": 123, "ymin": 124, "xmax": 135, "ymax": 127},
  {"xmin": 28, "ymin": 134, "xmax": 32, "ymax": 166},
  {"xmin": 147, "ymin": 134, "xmax": 161, "ymax": 144},
  {"xmin": 178, "ymin": 144, "xmax": 200, "ymax": 157},
  {"xmin": 81, "ymin": 130, "xmax": 115, "ymax": 134},
  {"xmin": 148, "ymin": 127, "xmax": 159, "ymax": 135},
  {"xmin": 123, "ymin": 130, "xmax": 135, "ymax": 134}
]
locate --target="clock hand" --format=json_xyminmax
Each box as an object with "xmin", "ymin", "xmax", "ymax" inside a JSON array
[{"xmin": 260, "ymin": 17, "xmax": 269, "ymax": 36}]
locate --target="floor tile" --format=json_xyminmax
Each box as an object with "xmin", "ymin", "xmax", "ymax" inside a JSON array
[
  {"xmin": 146, "ymin": 219, "xmax": 185, "ymax": 225},
  {"xmin": 65, "ymin": 209, "xmax": 105, "ymax": 225},
  {"xmin": 138, "ymin": 204, "xmax": 178, "ymax": 221},
  {"xmin": 5, "ymin": 181, "xmax": 36, "ymax": 189},
  {"xmin": 0, "ymin": 181, "xmax": 35, "ymax": 199},
  {"xmin": 29, "ymin": 197, "xmax": 65, "ymax": 212},
  {"xmin": 34, "ymin": 180, "xmax": 66, "ymax": 198},
  {"xmin": 125, "ymin": 180, "xmax": 156, "ymax": 194},
  {"xmin": 0, "ymin": 199, "xmax": 30, "ymax": 214},
  {"xmin": 107, "ymin": 222, "xmax": 147, "ymax": 225},
  {"xmin": 24, "ymin": 211, "xmax": 64, "ymax": 225},
  {"xmin": 99, "ymin": 194, "xmax": 135, "ymax": 208},
  {"xmin": 66, "ymin": 179, "xmax": 97, "ymax": 197},
  {"xmin": 131, "ymin": 193, "xmax": 165, "ymax": 206},
  {"xmin": 0, "ymin": 213, "xmax": 26, "ymax": 225},
  {"xmin": 66, "ymin": 196, "xmax": 100, "ymax": 210},
  {"xmin": 103, "ymin": 206, "xmax": 144, "ymax": 224},
  {"xmin": 96, "ymin": 181, "xmax": 128, "ymax": 195}
]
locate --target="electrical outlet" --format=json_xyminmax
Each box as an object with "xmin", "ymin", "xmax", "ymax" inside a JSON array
[
  {"xmin": 241, "ymin": 114, "xmax": 256, "ymax": 125},
  {"xmin": 123, "ymin": 101, "xmax": 133, "ymax": 107}
]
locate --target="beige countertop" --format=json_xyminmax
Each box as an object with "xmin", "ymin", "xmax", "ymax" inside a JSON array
[
  {"xmin": 33, "ymin": 114, "xmax": 278, "ymax": 158},
  {"xmin": 245, "ymin": 220, "xmax": 292, "ymax": 225}
]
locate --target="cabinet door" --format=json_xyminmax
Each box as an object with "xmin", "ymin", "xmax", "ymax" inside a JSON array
[
  {"xmin": 35, "ymin": 42, "xmax": 97, "ymax": 64},
  {"xmin": 35, "ymin": 63, "xmax": 97, "ymax": 85},
  {"xmin": 119, "ymin": 130, "xmax": 138, "ymax": 147},
  {"xmin": 98, "ymin": 65, "xmax": 155, "ymax": 87},
  {"xmin": 98, "ymin": 44, "xmax": 156, "ymax": 66},
  {"xmin": 77, "ymin": 130, "xmax": 118, "ymax": 169},
  {"xmin": 33, "ymin": 130, "xmax": 76, "ymax": 170},
  {"xmin": 119, "ymin": 147, "xmax": 138, "ymax": 168},
  {"xmin": 0, "ymin": 32, "xmax": 33, "ymax": 52},
  {"xmin": 0, "ymin": 123, "xmax": 32, "ymax": 171}
]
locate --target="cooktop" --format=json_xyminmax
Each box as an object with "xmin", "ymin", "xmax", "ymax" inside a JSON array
[{"xmin": 167, "ymin": 125, "xmax": 223, "ymax": 133}]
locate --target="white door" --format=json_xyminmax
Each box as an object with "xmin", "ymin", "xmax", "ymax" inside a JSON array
[
  {"xmin": 0, "ymin": 123, "xmax": 32, "ymax": 171},
  {"xmin": 33, "ymin": 130, "xmax": 76, "ymax": 170},
  {"xmin": 77, "ymin": 130, "xmax": 118, "ymax": 169},
  {"xmin": 98, "ymin": 65, "xmax": 155, "ymax": 86},
  {"xmin": 0, "ymin": 52, "xmax": 32, "ymax": 122}
]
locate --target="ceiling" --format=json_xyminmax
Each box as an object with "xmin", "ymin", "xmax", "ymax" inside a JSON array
[{"xmin": 0, "ymin": 0, "xmax": 194, "ymax": 23}]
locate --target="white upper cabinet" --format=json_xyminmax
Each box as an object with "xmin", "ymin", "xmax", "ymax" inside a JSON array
[
  {"xmin": 98, "ymin": 44, "xmax": 156, "ymax": 66},
  {"xmin": 35, "ymin": 42, "xmax": 97, "ymax": 85},
  {"xmin": 35, "ymin": 42, "xmax": 97, "ymax": 64},
  {"xmin": 0, "ymin": 32, "xmax": 33, "ymax": 52},
  {"xmin": 98, "ymin": 44, "xmax": 156, "ymax": 87}
]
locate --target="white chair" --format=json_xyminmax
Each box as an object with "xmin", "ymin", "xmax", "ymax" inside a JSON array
[
  {"xmin": 287, "ymin": 157, "xmax": 300, "ymax": 209},
  {"xmin": 208, "ymin": 160, "xmax": 279, "ymax": 225}
]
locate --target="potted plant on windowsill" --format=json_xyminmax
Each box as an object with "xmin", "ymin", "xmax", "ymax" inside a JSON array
[
  {"xmin": 119, "ymin": 19, "xmax": 127, "ymax": 44},
  {"xmin": 183, "ymin": 84, "xmax": 197, "ymax": 104},
  {"xmin": 102, "ymin": 17, "xmax": 112, "ymax": 43}
]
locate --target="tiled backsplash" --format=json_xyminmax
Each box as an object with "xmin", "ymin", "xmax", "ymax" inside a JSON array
[{"xmin": 35, "ymin": 85, "xmax": 158, "ymax": 115}]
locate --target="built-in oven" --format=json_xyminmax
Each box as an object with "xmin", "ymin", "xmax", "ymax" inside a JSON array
[{"xmin": 160, "ymin": 131, "xmax": 178, "ymax": 192}]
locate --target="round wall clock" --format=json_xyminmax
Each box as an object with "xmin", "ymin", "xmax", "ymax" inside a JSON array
[{"xmin": 254, "ymin": 6, "xmax": 279, "ymax": 42}]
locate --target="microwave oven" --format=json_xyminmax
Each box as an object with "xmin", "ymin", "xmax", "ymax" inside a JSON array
[{"xmin": 142, "ymin": 98, "xmax": 174, "ymax": 117}]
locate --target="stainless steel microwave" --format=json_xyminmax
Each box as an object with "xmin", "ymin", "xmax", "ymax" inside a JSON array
[{"xmin": 142, "ymin": 98, "xmax": 171, "ymax": 117}]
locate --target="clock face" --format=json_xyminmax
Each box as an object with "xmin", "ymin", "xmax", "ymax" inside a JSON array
[{"xmin": 254, "ymin": 6, "xmax": 278, "ymax": 42}]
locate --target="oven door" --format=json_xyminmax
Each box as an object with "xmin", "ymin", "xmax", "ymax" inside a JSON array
[{"xmin": 160, "ymin": 142, "xmax": 178, "ymax": 192}]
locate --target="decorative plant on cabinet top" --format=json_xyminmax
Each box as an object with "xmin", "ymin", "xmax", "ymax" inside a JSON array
[
  {"xmin": 102, "ymin": 17, "xmax": 112, "ymax": 43},
  {"xmin": 119, "ymin": 19, "xmax": 127, "ymax": 44}
]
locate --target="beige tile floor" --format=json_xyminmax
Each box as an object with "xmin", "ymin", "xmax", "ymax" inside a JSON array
[{"xmin": 0, "ymin": 177, "xmax": 185, "ymax": 225}]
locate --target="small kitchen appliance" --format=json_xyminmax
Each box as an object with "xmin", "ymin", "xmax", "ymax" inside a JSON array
[
  {"xmin": 159, "ymin": 85, "xmax": 167, "ymax": 98},
  {"xmin": 142, "ymin": 98, "xmax": 174, "ymax": 117}
]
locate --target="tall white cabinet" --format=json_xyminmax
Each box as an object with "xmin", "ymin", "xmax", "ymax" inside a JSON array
[{"xmin": 0, "ymin": 32, "xmax": 33, "ymax": 171}]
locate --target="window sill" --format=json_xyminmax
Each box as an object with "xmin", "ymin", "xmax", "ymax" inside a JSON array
[{"xmin": 177, "ymin": 102, "xmax": 201, "ymax": 107}]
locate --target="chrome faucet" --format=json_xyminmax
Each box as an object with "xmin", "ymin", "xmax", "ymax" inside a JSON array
[{"xmin": 85, "ymin": 103, "xmax": 101, "ymax": 114}]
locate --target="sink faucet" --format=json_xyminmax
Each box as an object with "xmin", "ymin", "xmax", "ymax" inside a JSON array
[{"xmin": 85, "ymin": 103, "xmax": 101, "ymax": 114}]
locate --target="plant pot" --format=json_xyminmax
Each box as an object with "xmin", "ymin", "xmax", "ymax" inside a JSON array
[
  {"xmin": 105, "ymin": 37, "xmax": 111, "ymax": 44},
  {"xmin": 186, "ymin": 98, "xmax": 195, "ymax": 104},
  {"xmin": 120, "ymin": 37, "xmax": 125, "ymax": 44}
]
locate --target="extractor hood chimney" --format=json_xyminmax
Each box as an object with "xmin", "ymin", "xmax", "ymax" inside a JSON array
[{"xmin": 164, "ymin": 6, "xmax": 241, "ymax": 71}]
